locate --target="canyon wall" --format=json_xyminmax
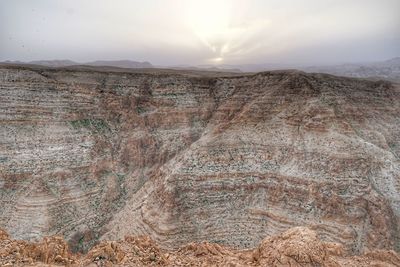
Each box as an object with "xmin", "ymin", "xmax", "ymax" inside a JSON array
[{"xmin": 0, "ymin": 65, "xmax": 399, "ymax": 253}]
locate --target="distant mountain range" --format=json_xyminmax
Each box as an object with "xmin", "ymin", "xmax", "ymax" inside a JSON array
[
  {"xmin": 173, "ymin": 58, "xmax": 400, "ymax": 81},
  {"xmin": 163, "ymin": 64, "xmax": 242, "ymax": 73},
  {"xmin": 209, "ymin": 58, "xmax": 400, "ymax": 82},
  {"xmin": 3, "ymin": 59, "xmax": 153, "ymax": 69},
  {"xmin": 2, "ymin": 57, "xmax": 399, "ymax": 81},
  {"xmin": 86, "ymin": 60, "xmax": 153, "ymax": 69},
  {"xmin": 301, "ymin": 57, "xmax": 400, "ymax": 82}
]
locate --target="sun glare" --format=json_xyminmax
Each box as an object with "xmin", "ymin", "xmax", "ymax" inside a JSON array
[
  {"xmin": 212, "ymin": 57, "xmax": 224, "ymax": 63},
  {"xmin": 186, "ymin": 0, "xmax": 231, "ymax": 62}
]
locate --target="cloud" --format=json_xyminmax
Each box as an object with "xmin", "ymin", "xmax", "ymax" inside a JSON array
[{"xmin": 0, "ymin": 0, "xmax": 399, "ymax": 65}]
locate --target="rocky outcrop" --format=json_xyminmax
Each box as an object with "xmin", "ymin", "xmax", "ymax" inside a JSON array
[
  {"xmin": 0, "ymin": 65, "xmax": 399, "ymax": 254},
  {"xmin": 0, "ymin": 228, "xmax": 76, "ymax": 266},
  {"xmin": 1, "ymin": 227, "xmax": 399, "ymax": 266}
]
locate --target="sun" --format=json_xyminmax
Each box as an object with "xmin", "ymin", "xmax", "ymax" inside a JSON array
[
  {"xmin": 186, "ymin": 0, "xmax": 231, "ymax": 62},
  {"xmin": 213, "ymin": 57, "xmax": 224, "ymax": 62},
  {"xmin": 187, "ymin": 0, "xmax": 230, "ymax": 39}
]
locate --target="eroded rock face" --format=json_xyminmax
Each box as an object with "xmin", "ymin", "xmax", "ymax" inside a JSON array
[
  {"xmin": 1, "ymin": 227, "xmax": 399, "ymax": 266},
  {"xmin": 0, "ymin": 65, "xmax": 399, "ymax": 253}
]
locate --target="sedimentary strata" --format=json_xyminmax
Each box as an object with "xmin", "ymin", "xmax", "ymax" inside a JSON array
[{"xmin": 0, "ymin": 65, "xmax": 399, "ymax": 254}]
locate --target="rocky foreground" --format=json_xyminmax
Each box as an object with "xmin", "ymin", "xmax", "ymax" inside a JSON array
[
  {"xmin": 0, "ymin": 64, "xmax": 399, "ymax": 255},
  {"xmin": 1, "ymin": 227, "xmax": 399, "ymax": 266}
]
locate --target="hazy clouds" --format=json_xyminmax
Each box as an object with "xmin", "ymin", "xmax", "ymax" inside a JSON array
[{"xmin": 1, "ymin": 0, "xmax": 399, "ymax": 65}]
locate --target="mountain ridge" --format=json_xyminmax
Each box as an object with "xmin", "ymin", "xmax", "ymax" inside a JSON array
[
  {"xmin": 3, "ymin": 59, "xmax": 154, "ymax": 69},
  {"xmin": 2, "ymin": 57, "xmax": 399, "ymax": 80}
]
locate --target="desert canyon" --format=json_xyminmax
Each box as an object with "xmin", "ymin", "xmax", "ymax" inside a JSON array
[{"xmin": 0, "ymin": 63, "xmax": 399, "ymax": 266}]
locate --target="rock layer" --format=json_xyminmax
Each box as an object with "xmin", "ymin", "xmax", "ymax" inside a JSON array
[{"xmin": 0, "ymin": 65, "xmax": 399, "ymax": 253}]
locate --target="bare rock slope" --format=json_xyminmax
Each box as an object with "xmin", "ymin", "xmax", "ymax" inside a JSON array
[
  {"xmin": 0, "ymin": 65, "xmax": 399, "ymax": 254},
  {"xmin": 1, "ymin": 227, "xmax": 399, "ymax": 266}
]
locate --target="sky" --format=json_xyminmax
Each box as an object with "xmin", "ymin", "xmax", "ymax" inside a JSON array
[{"xmin": 0, "ymin": 0, "xmax": 399, "ymax": 66}]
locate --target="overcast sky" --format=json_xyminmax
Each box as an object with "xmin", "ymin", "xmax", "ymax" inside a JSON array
[{"xmin": 1, "ymin": 0, "xmax": 399, "ymax": 66}]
